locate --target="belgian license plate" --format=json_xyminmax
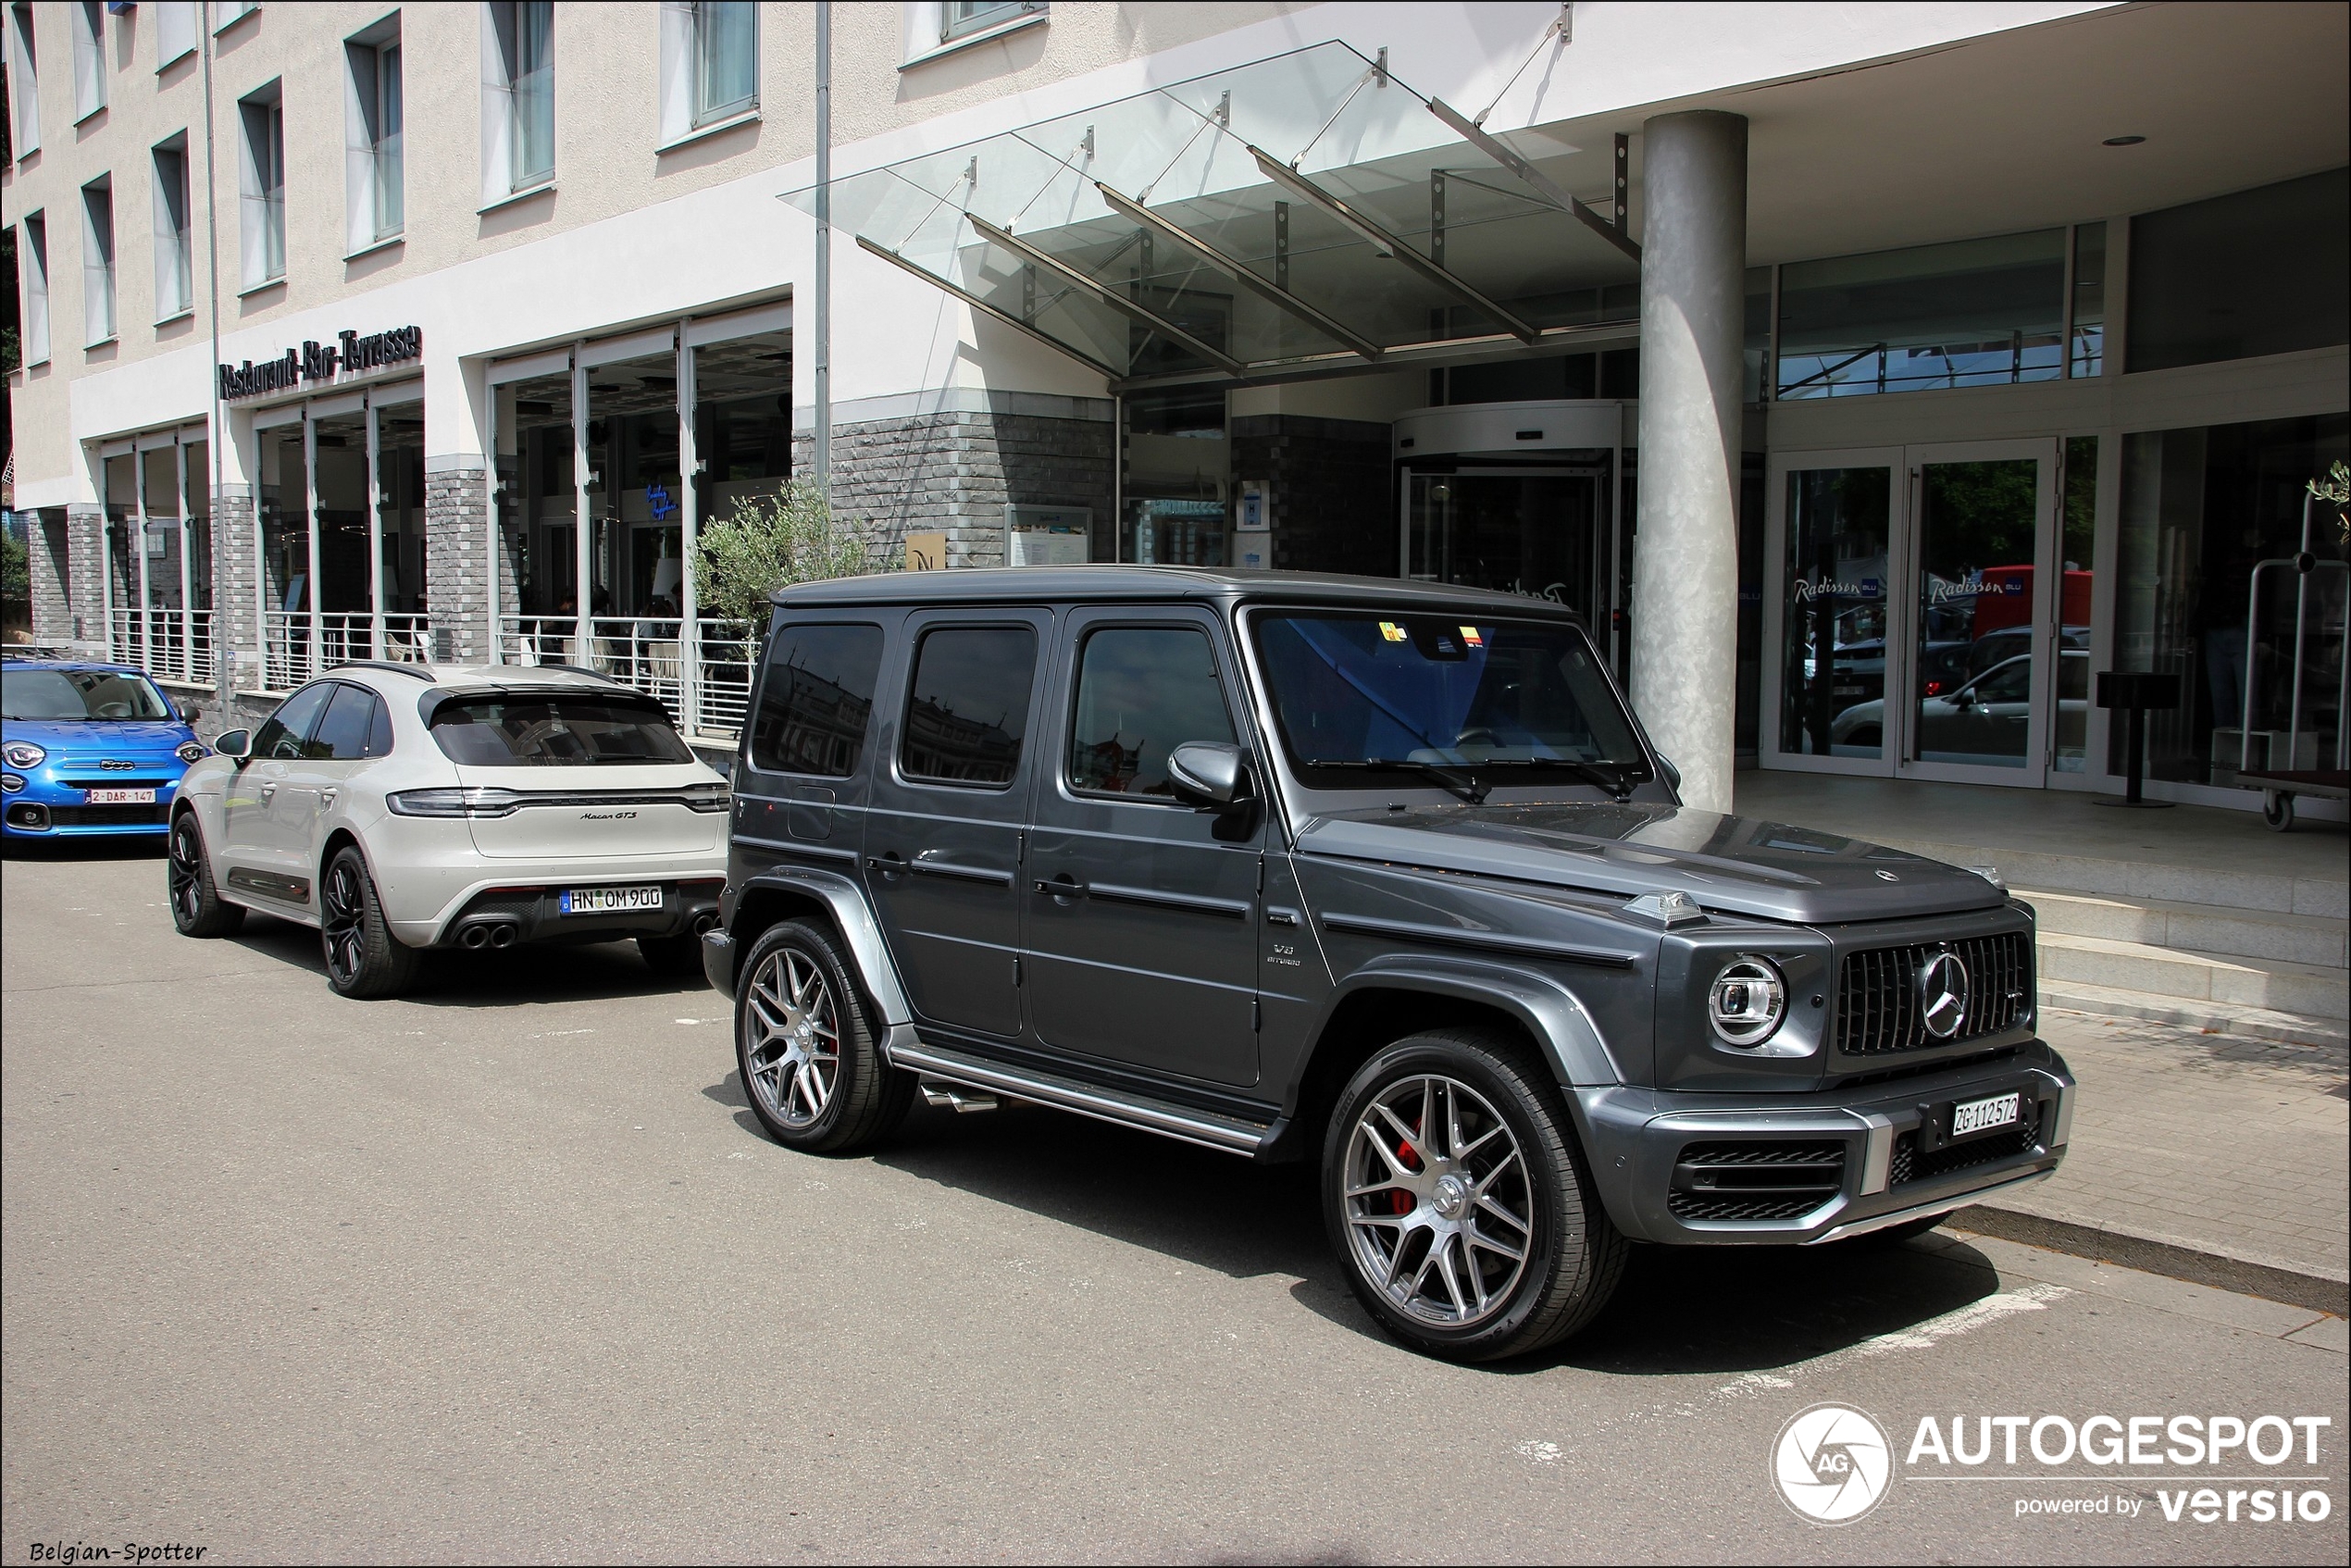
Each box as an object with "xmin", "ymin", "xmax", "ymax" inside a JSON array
[
  {"xmin": 560, "ymin": 885, "xmax": 663, "ymax": 915},
  {"xmin": 1952, "ymin": 1090, "xmax": 2021, "ymax": 1139},
  {"xmin": 85, "ymin": 788, "xmax": 156, "ymax": 804}
]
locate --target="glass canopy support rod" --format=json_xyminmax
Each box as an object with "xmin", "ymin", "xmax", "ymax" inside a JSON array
[
  {"xmin": 1424, "ymin": 97, "xmax": 1642, "ymax": 263},
  {"xmin": 1092, "ymin": 182, "xmax": 1385, "ymax": 363},
  {"xmin": 965, "ymin": 215, "xmax": 1246, "ymax": 376},
  {"xmin": 1245, "ymin": 145, "xmax": 1543, "ymax": 344},
  {"xmin": 852, "ymin": 235, "xmax": 1118, "ymax": 380}
]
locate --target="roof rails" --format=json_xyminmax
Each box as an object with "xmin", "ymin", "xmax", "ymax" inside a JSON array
[{"xmin": 326, "ymin": 659, "xmax": 441, "ymax": 683}]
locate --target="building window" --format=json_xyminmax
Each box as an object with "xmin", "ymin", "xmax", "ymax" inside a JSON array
[
  {"xmin": 81, "ymin": 175, "xmax": 115, "ymax": 344},
  {"xmin": 70, "ymin": 0, "xmax": 102, "ymax": 121},
  {"xmin": 2068, "ymin": 222, "xmax": 2106, "ymax": 379},
  {"xmin": 19, "ymin": 209, "xmax": 49, "ymax": 364},
  {"xmin": 214, "ymin": 1, "xmax": 257, "ymax": 32},
  {"xmin": 660, "ymin": 1, "xmax": 754, "ymax": 143},
  {"xmin": 484, "ymin": 1, "xmax": 554, "ymax": 196},
  {"xmin": 1775, "ymin": 230, "xmax": 2067, "ymax": 400},
  {"xmin": 345, "ymin": 19, "xmax": 404, "ymax": 247},
  {"xmin": 154, "ymin": 1, "xmax": 199, "ymax": 68},
  {"xmin": 151, "ymin": 137, "xmax": 193, "ymax": 319},
  {"xmin": 238, "ymin": 84, "xmax": 285, "ymax": 287},
  {"xmin": 942, "ymin": 1, "xmax": 1044, "ymax": 44},
  {"xmin": 6, "ymin": 3, "xmax": 39, "ymax": 158},
  {"xmin": 2125, "ymin": 168, "xmax": 2350, "ymax": 375}
]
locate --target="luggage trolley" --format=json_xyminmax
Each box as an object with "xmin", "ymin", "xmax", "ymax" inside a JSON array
[{"xmin": 2236, "ymin": 492, "xmax": 2349, "ymax": 831}]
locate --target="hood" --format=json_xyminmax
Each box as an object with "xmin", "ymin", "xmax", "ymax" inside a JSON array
[
  {"xmin": 3, "ymin": 719, "xmax": 195, "ymax": 756},
  {"xmin": 1296, "ymin": 801, "xmax": 2005, "ymax": 925}
]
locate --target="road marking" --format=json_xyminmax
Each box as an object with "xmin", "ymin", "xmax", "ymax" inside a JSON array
[{"xmin": 1848, "ymin": 1282, "xmax": 2072, "ymax": 1357}]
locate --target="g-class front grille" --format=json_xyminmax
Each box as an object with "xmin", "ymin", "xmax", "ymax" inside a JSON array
[
  {"xmin": 1668, "ymin": 1139, "xmax": 1847, "ymax": 1222},
  {"xmin": 1886, "ymin": 1104, "xmax": 2043, "ymax": 1188},
  {"xmin": 1835, "ymin": 932, "xmax": 2032, "ymax": 1056}
]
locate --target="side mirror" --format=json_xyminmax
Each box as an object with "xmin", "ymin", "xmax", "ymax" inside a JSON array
[
  {"xmin": 1948, "ymin": 687, "xmax": 1976, "ymax": 709},
  {"xmin": 213, "ymin": 729, "xmax": 253, "ymax": 761},
  {"xmin": 1166, "ymin": 741, "xmax": 1250, "ymax": 810},
  {"xmin": 1654, "ymin": 753, "xmax": 1682, "ymax": 793}
]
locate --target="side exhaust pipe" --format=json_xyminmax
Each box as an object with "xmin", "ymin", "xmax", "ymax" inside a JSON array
[
  {"xmin": 458, "ymin": 925, "xmax": 491, "ymax": 949},
  {"xmin": 691, "ymin": 912, "xmax": 720, "ymax": 938},
  {"xmin": 487, "ymin": 923, "xmax": 519, "ymax": 949}
]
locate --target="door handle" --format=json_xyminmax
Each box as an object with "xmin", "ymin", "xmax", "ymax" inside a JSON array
[
  {"xmin": 256, "ymin": 782, "xmax": 276, "ymax": 803},
  {"xmin": 1034, "ymin": 875, "xmax": 1086, "ymax": 900},
  {"xmin": 319, "ymin": 789, "xmax": 338, "ymax": 811},
  {"xmin": 868, "ymin": 852, "xmax": 908, "ymax": 878}
]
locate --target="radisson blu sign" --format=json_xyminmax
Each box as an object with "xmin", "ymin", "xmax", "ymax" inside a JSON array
[{"xmin": 217, "ymin": 325, "xmax": 423, "ymax": 402}]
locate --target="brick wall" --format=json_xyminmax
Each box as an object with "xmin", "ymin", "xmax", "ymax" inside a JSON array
[
  {"xmin": 210, "ymin": 489, "xmax": 259, "ymax": 692},
  {"xmin": 799, "ymin": 409, "xmax": 1114, "ymax": 569},
  {"xmin": 1230, "ymin": 416, "xmax": 1396, "ymax": 579},
  {"xmin": 26, "ymin": 511, "xmax": 73, "ymax": 642},
  {"xmin": 63, "ymin": 505, "xmax": 110, "ymax": 646},
  {"xmin": 425, "ymin": 467, "xmax": 491, "ymax": 662}
]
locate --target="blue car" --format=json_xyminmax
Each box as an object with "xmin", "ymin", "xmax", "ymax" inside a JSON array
[{"xmin": 1, "ymin": 657, "xmax": 209, "ymax": 840}]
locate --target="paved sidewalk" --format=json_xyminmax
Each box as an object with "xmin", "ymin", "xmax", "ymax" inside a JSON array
[{"xmin": 1980, "ymin": 1007, "xmax": 2350, "ymax": 1287}]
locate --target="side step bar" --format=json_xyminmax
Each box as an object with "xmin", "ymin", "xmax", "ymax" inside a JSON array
[{"xmin": 888, "ymin": 1034, "xmax": 1277, "ymax": 1158}]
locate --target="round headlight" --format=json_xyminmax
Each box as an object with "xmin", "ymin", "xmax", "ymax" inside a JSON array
[
  {"xmin": 176, "ymin": 740, "xmax": 210, "ymax": 764},
  {"xmin": 2, "ymin": 740, "xmax": 47, "ymax": 769},
  {"xmin": 1709, "ymin": 956, "xmax": 1787, "ymax": 1047}
]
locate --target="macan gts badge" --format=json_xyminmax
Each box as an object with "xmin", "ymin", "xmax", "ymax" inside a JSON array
[
  {"xmin": 699, "ymin": 567, "xmax": 2076, "ymax": 1363},
  {"xmin": 168, "ymin": 662, "xmax": 730, "ymax": 999}
]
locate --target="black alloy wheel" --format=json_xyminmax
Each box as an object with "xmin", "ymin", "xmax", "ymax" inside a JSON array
[
  {"xmin": 167, "ymin": 813, "xmax": 245, "ymax": 938},
  {"xmin": 320, "ymin": 844, "xmax": 422, "ymax": 1000},
  {"xmin": 1323, "ymin": 1028, "xmax": 1627, "ymax": 1362}
]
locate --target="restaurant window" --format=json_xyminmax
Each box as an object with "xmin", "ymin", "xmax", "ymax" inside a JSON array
[
  {"xmin": 2112, "ymin": 413, "xmax": 2348, "ymax": 788},
  {"xmin": 1775, "ymin": 230, "xmax": 2065, "ymax": 400},
  {"xmin": 585, "ymin": 345, "xmax": 686, "ymax": 629},
  {"xmin": 493, "ymin": 367, "xmax": 577, "ymax": 627},
  {"xmin": 690, "ymin": 326, "xmax": 792, "ymax": 577},
  {"xmin": 2125, "ymin": 168, "xmax": 2350, "ymax": 374}
]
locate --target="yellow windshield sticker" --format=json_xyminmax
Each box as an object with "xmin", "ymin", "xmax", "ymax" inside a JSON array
[
  {"xmin": 1460, "ymin": 625, "xmax": 1485, "ymax": 647},
  {"xmin": 1378, "ymin": 621, "xmax": 1408, "ymax": 642}
]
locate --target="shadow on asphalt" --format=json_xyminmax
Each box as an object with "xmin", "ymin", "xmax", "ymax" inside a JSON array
[
  {"xmin": 0, "ymin": 836, "xmax": 168, "ymax": 861},
  {"xmin": 221, "ymin": 911, "xmax": 711, "ymax": 1006},
  {"xmin": 799, "ymin": 1091, "xmax": 2010, "ymax": 1375}
]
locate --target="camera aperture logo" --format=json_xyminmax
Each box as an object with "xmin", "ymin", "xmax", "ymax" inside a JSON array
[{"xmin": 1773, "ymin": 1403, "xmax": 1894, "ymax": 1524}]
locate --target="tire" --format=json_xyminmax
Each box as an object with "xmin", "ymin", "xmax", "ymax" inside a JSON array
[
  {"xmin": 1324, "ymin": 1029, "xmax": 1627, "ymax": 1363},
  {"xmin": 638, "ymin": 932, "xmax": 705, "ymax": 978},
  {"xmin": 735, "ymin": 918, "xmax": 913, "ymax": 1154},
  {"xmin": 2263, "ymin": 790, "xmax": 2295, "ymax": 832},
  {"xmin": 319, "ymin": 843, "xmax": 423, "ymax": 1000},
  {"xmin": 166, "ymin": 812, "xmax": 245, "ymax": 938}
]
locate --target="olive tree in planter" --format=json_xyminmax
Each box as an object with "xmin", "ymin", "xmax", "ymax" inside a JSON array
[{"xmin": 692, "ymin": 482, "xmax": 895, "ymax": 721}]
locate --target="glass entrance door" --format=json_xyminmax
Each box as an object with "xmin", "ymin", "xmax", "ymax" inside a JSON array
[
  {"xmin": 1403, "ymin": 463, "xmax": 1615, "ymax": 636},
  {"xmin": 1765, "ymin": 440, "xmax": 2059, "ymax": 784}
]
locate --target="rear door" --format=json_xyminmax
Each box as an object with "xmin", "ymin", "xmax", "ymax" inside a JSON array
[
  {"xmin": 735, "ymin": 619, "xmax": 887, "ymax": 873},
  {"xmin": 1023, "ymin": 608, "xmax": 1263, "ymax": 1087},
  {"xmin": 283, "ymin": 683, "xmax": 390, "ymax": 879},
  {"xmin": 863, "ymin": 611, "xmax": 1050, "ymax": 1039}
]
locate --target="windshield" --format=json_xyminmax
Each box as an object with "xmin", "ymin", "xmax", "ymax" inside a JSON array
[
  {"xmin": 429, "ymin": 696, "xmax": 696, "ymax": 766},
  {"xmin": 1251, "ymin": 612, "xmax": 1649, "ymax": 790},
  {"xmin": 2, "ymin": 668, "xmax": 174, "ymax": 722}
]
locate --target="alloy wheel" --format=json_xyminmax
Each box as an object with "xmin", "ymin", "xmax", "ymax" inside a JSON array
[
  {"xmin": 1340, "ymin": 1074, "xmax": 1535, "ymax": 1330},
  {"xmin": 321, "ymin": 858, "xmax": 367, "ymax": 986},
  {"xmin": 168, "ymin": 821, "xmax": 205, "ymax": 926},
  {"xmin": 743, "ymin": 946, "xmax": 841, "ymax": 1128}
]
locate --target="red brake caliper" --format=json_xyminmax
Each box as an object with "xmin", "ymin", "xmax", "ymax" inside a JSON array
[{"xmin": 1392, "ymin": 1127, "xmax": 1420, "ymax": 1214}]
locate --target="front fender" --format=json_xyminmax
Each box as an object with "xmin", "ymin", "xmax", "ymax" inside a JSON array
[
  {"xmin": 1324, "ymin": 953, "xmax": 1628, "ymax": 1089},
  {"xmin": 728, "ymin": 865, "xmax": 913, "ymax": 1027}
]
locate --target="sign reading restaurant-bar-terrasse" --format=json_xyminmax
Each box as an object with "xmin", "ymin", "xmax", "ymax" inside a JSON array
[{"xmin": 217, "ymin": 326, "xmax": 423, "ymax": 402}]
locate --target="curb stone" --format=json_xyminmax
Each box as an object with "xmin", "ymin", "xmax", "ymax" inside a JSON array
[{"xmin": 1955, "ymin": 1204, "xmax": 2349, "ymax": 1318}]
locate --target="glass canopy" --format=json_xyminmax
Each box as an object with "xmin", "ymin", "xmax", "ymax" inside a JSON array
[{"xmin": 782, "ymin": 42, "xmax": 1640, "ymax": 390}]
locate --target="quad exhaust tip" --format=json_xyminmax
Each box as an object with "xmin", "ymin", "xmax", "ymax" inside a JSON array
[
  {"xmin": 457, "ymin": 920, "xmax": 520, "ymax": 950},
  {"xmin": 920, "ymin": 1080, "xmax": 1000, "ymax": 1114}
]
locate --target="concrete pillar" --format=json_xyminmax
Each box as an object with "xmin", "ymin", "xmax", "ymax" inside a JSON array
[{"xmin": 1632, "ymin": 110, "xmax": 1748, "ymax": 815}]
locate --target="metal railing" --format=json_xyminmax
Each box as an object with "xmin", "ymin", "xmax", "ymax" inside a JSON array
[
  {"xmin": 107, "ymin": 607, "xmax": 217, "ymax": 688},
  {"xmin": 258, "ymin": 610, "xmax": 437, "ymax": 690},
  {"xmin": 495, "ymin": 614, "xmax": 755, "ymax": 741}
]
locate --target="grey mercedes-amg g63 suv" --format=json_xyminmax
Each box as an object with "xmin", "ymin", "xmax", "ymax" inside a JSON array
[{"xmin": 701, "ymin": 568, "xmax": 2073, "ymax": 1362}]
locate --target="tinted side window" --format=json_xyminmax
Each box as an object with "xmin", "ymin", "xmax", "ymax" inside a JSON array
[
  {"xmin": 367, "ymin": 695, "xmax": 396, "ymax": 757},
  {"xmin": 310, "ymin": 685, "xmax": 381, "ymax": 761},
  {"xmin": 1068, "ymin": 628, "xmax": 1237, "ymax": 796},
  {"xmin": 902, "ymin": 626, "xmax": 1037, "ymax": 787},
  {"xmin": 751, "ymin": 624, "xmax": 884, "ymax": 778},
  {"xmin": 251, "ymin": 683, "xmax": 333, "ymax": 761}
]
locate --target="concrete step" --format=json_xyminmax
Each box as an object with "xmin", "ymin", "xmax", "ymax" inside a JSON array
[
  {"xmin": 1886, "ymin": 835, "xmax": 2347, "ymax": 920},
  {"xmin": 2037, "ymin": 931, "xmax": 2349, "ymax": 1021},
  {"xmin": 2038, "ymin": 985, "xmax": 2348, "ymax": 1049},
  {"xmin": 2023, "ymin": 888, "xmax": 2350, "ymax": 968}
]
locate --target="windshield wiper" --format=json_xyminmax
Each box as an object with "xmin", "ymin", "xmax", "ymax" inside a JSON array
[
  {"xmin": 1470, "ymin": 758, "xmax": 1638, "ymax": 800},
  {"xmin": 1310, "ymin": 757, "xmax": 1491, "ymax": 805}
]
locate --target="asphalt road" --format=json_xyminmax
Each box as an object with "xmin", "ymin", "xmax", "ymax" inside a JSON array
[{"xmin": 4, "ymin": 843, "xmax": 2345, "ymax": 1564}]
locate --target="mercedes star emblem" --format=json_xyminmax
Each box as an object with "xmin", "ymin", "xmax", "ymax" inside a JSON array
[
  {"xmin": 1918, "ymin": 951, "xmax": 1972, "ymax": 1039},
  {"xmin": 1874, "ymin": 870, "xmax": 1898, "ymax": 882}
]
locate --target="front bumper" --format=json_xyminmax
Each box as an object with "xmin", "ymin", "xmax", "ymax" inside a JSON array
[
  {"xmin": 2, "ymin": 775, "xmax": 180, "ymax": 836},
  {"xmin": 1574, "ymin": 1041, "xmax": 2074, "ymax": 1245}
]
